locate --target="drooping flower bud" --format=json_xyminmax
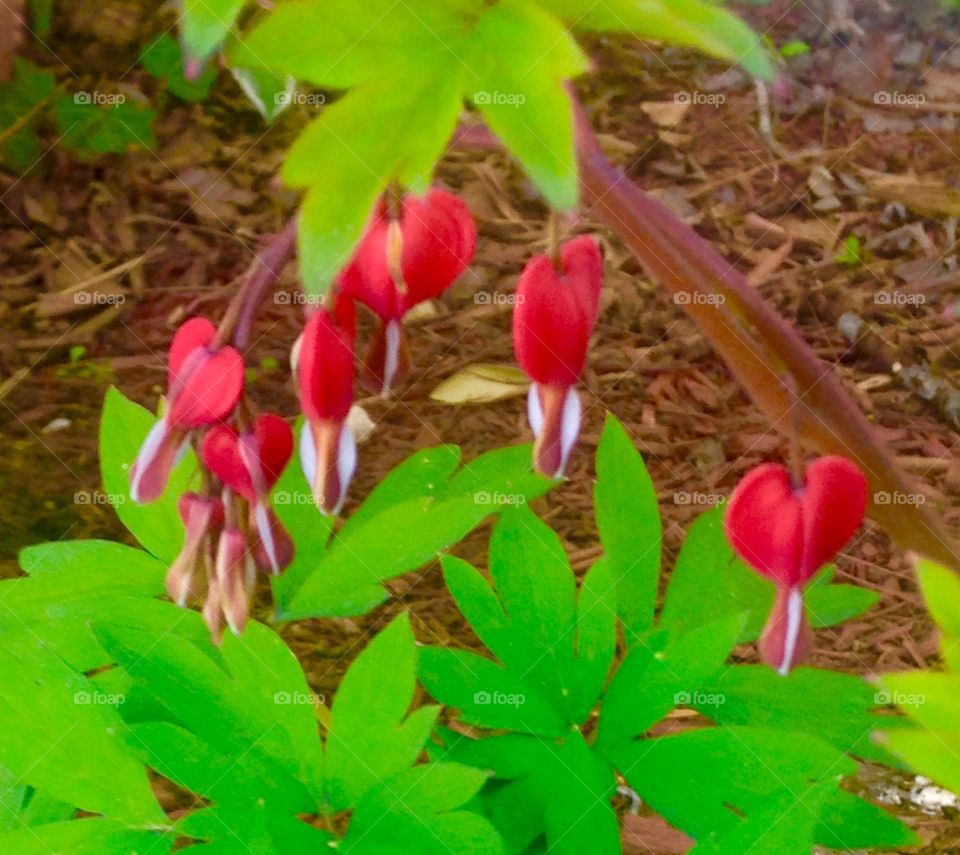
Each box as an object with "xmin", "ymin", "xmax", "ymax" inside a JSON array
[
  {"xmin": 513, "ymin": 235, "xmax": 603, "ymax": 478},
  {"xmin": 339, "ymin": 189, "xmax": 476, "ymax": 395},
  {"xmin": 165, "ymin": 492, "xmax": 224, "ymax": 607},
  {"xmin": 213, "ymin": 527, "xmax": 257, "ymax": 637},
  {"xmin": 725, "ymin": 456, "xmax": 868, "ymax": 675},
  {"xmin": 201, "ymin": 414, "xmax": 295, "ymax": 573},
  {"xmin": 296, "ymin": 299, "xmax": 357, "ymax": 516},
  {"xmin": 130, "ymin": 318, "xmax": 245, "ymax": 503}
]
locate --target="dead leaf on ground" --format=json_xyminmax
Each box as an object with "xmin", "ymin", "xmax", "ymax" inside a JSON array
[{"xmin": 430, "ymin": 363, "xmax": 529, "ymax": 404}]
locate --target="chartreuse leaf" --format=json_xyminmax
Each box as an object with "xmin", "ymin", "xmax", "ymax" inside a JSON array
[
  {"xmin": 94, "ymin": 599, "xmax": 324, "ymax": 800},
  {"xmin": 177, "ymin": 802, "xmax": 333, "ymax": 853},
  {"xmin": 612, "ymin": 726, "xmax": 916, "ymax": 852},
  {"xmin": 594, "ymin": 613, "xmax": 743, "ymax": 752},
  {"xmin": 463, "ymin": 0, "xmax": 588, "ymax": 210},
  {"xmin": 341, "ymin": 762, "xmax": 503, "ymax": 855},
  {"xmin": 660, "ymin": 506, "xmax": 878, "ymax": 642},
  {"xmin": 695, "ymin": 665, "xmax": 901, "ymax": 766},
  {"xmin": 594, "ymin": 415, "xmax": 661, "ymax": 644},
  {"xmin": 288, "ymin": 59, "xmax": 464, "ymax": 294},
  {"xmin": 875, "ymin": 558, "xmax": 960, "ymax": 794},
  {"xmin": 181, "ymin": 0, "xmax": 248, "ymax": 64},
  {"xmin": 426, "ymin": 506, "xmax": 616, "ymax": 728},
  {"xmin": 100, "ymin": 387, "xmax": 198, "ymax": 563},
  {"xmin": 324, "ymin": 613, "xmax": 440, "ymax": 811},
  {"xmin": 0, "ymin": 632, "xmax": 164, "ymax": 826},
  {"xmin": 0, "ymin": 765, "xmax": 73, "ymax": 831},
  {"xmin": 435, "ymin": 731, "xmax": 618, "ymax": 855},
  {"xmin": 539, "ymin": 0, "xmax": 773, "ymax": 80},
  {"xmin": 4, "ymin": 541, "xmax": 165, "ymax": 670},
  {"xmin": 0, "ymin": 819, "xmax": 172, "ymax": 854},
  {"xmin": 278, "ymin": 445, "xmax": 553, "ymax": 620}
]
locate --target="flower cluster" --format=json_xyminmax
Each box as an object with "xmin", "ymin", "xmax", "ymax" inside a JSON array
[{"xmin": 725, "ymin": 456, "xmax": 869, "ymax": 675}]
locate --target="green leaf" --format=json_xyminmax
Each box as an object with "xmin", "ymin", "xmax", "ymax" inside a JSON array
[
  {"xmin": 568, "ymin": 558, "xmax": 617, "ymax": 721},
  {"xmin": 614, "ymin": 726, "xmax": 913, "ymax": 851},
  {"xmin": 539, "ymin": 0, "xmax": 774, "ymax": 80},
  {"xmin": 325, "ymin": 613, "xmax": 440, "ymax": 811},
  {"xmin": 0, "ymin": 819, "xmax": 172, "ymax": 855},
  {"xmin": 0, "ymin": 633, "xmax": 164, "ymax": 825},
  {"xmin": 3, "ymin": 543, "xmax": 165, "ymax": 670},
  {"xmin": 100, "ymin": 387, "xmax": 198, "ymax": 563},
  {"xmin": 280, "ymin": 495, "xmax": 492, "ymax": 620},
  {"xmin": 463, "ymin": 0, "xmax": 588, "ymax": 209},
  {"xmin": 695, "ymin": 665, "xmax": 898, "ymax": 765},
  {"xmin": 53, "ymin": 95, "xmax": 156, "ymax": 155},
  {"xmin": 805, "ymin": 581, "xmax": 879, "ymax": 628},
  {"xmin": 289, "ymin": 60, "xmax": 464, "ymax": 294},
  {"xmin": 916, "ymin": 557, "xmax": 960, "ymax": 669},
  {"xmin": 0, "ymin": 767, "xmax": 73, "ymax": 831},
  {"xmin": 177, "ymin": 803, "xmax": 333, "ymax": 853},
  {"xmin": 141, "ymin": 34, "xmax": 218, "ymax": 101},
  {"xmin": 595, "ymin": 614, "xmax": 743, "ymax": 751},
  {"xmin": 229, "ymin": 0, "xmax": 460, "ymax": 89},
  {"xmin": 0, "ymin": 59, "xmax": 55, "ymax": 171},
  {"xmin": 94, "ymin": 600, "xmax": 324, "ymax": 800},
  {"xmin": 418, "ymin": 647, "xmax": 570, "ymax": 737},
  {"xmin": 342, "ymin": 762, "xmax": 503, "ymax": 855},
  {"xmin": 181, "ymin": 0, "xmax": 247, "ymax": 63},
  {"xmin": 594, "ymin": 415, "xmax": 661, "ymax": 643}
]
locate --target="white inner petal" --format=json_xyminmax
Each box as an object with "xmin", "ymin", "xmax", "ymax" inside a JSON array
[
  {"xmin": 558, "ymin": 388, "xmax": 582, "ymax": 475},
  {"xmin": 130, "ymin": 417, "xmax": 169, "ymax": 503},
  {"xmin": 299, "ymin": 422, "xmax": 317, "ymax": 486},
  {"xmin": 254, "ymin": 502, "xmax": 280, "ymax": 574},
  {"xmin": 779, "ymin": 587, "xmax": 804, "ymax": 676},
  {"xmin": 382, "ymin": 320, "xmax": 402, "ymax": 397},
  {"xmin": 527, "ymin": 384, "xmax": 544, "ymax": 438},
  {"xmin": 334, "ymin": 423, "xmax": 358, "ymax": 516}
]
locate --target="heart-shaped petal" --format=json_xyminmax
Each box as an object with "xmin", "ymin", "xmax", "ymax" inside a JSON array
[
  {"xmin": 725, "ymin": 456, "xmax": 868, "ymax": 588},
  {"xmin": 201, "ymin": 414, "xmax": 293, "ymax": 501}
]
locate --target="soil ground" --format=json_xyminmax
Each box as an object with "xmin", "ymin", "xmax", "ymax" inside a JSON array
[{"xmin": 1, "ymin": 0, "xmax": 958, "ymax": 850}]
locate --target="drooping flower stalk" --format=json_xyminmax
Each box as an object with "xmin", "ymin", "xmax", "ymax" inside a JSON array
[
  {"xmin": 512, "ymin": 235, "xmax": 603, "ymax": 478},
  {"xmin": 725, "ymin": 456, "xmax": 868, "ymax": 675},
  {"xmin": 339, "ymin": 188, "xmax": 476, "ymax": 395}
]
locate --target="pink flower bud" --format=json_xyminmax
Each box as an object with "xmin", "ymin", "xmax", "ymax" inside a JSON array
[{"xmin": 165, "ymin": 492, "xmax": 224, "ymax": 607}]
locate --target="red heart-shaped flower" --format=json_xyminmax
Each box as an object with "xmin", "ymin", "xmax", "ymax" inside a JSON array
[
  {"xmin": 725, "ymin": 456, "xmax": 868, "ymax": 588},
  {"xmin": 201, "ymin": 414, "xmax": 293, "ymax": 501}
]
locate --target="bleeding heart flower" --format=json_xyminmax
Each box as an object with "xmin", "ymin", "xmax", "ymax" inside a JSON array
[
  {"xmin": 513, "ymin": 235, "xmax": 603, "ymax": 478},
  {"xmin": 725, "ymin": 456, "xmax": 868, "ymax": 675},
  {"xmin": 339, "ymin": 188, "xmax": 476, "ymax": 395},
  {"xmin": 201, "ymin": 414, "xmax": 295, "ymax": 574},
  {"xmin": 165, "ymin": 492, "xmax": 224, "ymax": 607},
  {"xmin": 211, "ymin": 527, "xmax": 257, "ymax": 639},
  {"xmin": 295, "ymin": 299, "xmax": 357, "ymax": 516},
  {"xmin": 130, "ymin": 317, "xmax": 245, "ymax": 503}
]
